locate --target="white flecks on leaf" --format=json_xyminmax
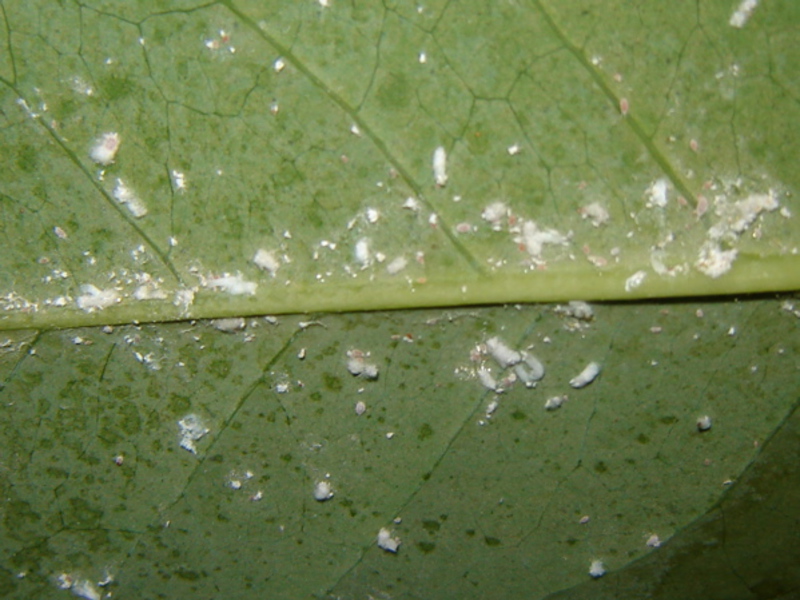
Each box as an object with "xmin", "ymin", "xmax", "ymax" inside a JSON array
[
  {"xmin": 365, "ymin": 207, "xmax": 380, "ymax": 224},
  {"xmin": 206, "ymin": 274, "xmax": 257, "ymax": 295},
  {"xmin": 313, "ymin": 480, "xmax": 334, "ymax": 501},
  {"xmin": 433, "ymin": 146, "xmax": 448, "ymax": 186},
  {"xmin": 485, "ymin": 336, "xmax": 521, "ymax": 367},
  {"xmin": 112, "ymin": 179, "xmax": 147, "ymax": 217},
  {"xmin": 76, "ymin": 284, "xmax": 120, "ymax": 312},
  {"xmin": 253, "ymin": 249, "xmax": 280, "ymax": 275},
  {"xmin": 646, "ymin": 178, "xmax": 669, "ymax": 208},
  {"xmin": 589, "ymin": 559, "xmax": 606, "ymax": 578},
  {"xmin": 729, "ymin": 0, "xmax": 759, "ymax": 28},
  {"xmin": 507, "ymin": 143, "xmax": 522, "ymax": 155},
  {"xmin": 178, "ymin": 413, "xmax": 209, "ymax": 454},
  {"xmin": 133, "ymin": 283, "xmax": 168, "ymax": 301},
  {"xmin": 569, "ymin": 361, "xmax": 601, "ymax": 389},
  {"xmin": 554, "ymin": 300, "xmax": 594, "ymax": 320},
  {"xmin": 624, "ymin": 270, "xmax": 647, "ymax": 292},
  {"xmin": 173, "ymin": 289, "xmax": 195, "ymax": 311},
  {"xmin": 377, "ymin": 527, "xmax": 401, "ymax": 553},
  {"xmin": 481, "ymin": 202, "xmax": 509, "ymax": 230},
  {"xmin": 516, "ymin": 220, "xmax": 570, "ymax": 260},
  {"xmin": 90, "ymin": 132, "xmax": 120, "ymax": 165},
  {"xmin": 708, "ymin": 190, "xmax": 779, "ymax": 240},
  {"xmin": 695, "ymin": 242, "xmax": 738, "ymax": 278},
  {"xmin": 578, "ymin": 201, "xmax": 610, "ymax": 227}
]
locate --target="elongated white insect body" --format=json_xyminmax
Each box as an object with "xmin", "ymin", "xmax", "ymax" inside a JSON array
[
  {"xmin": 485, "ymin": 336, "xmax": 521, "ymax": 367},
  {"xmin": 515, "ymin": 352, "xmax": 545, "ymax": 387},
  {"xmin": 569, "ymin": 361, "xmax": 601, "ymax": 389},
  {"xmin": 433, "ymin": 146, "xmax": 448, "ymax": 186}
]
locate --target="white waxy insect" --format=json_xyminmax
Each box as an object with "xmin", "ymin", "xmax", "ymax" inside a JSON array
[
  {"xmin": 569, "ymin": 361, "xmax": 601, "ymax": 389},
  {"xmin": 112, "ymin": 178, "xmax": 148, "ymax": 217},
  {"xmin": 76, "ymin": 284, "xmax": 120, "ymax": 312},
  {"xmin": 273, "ymin": 57, "xmax": 286, "ymax": 72},
  {"xmin": 477, "ymin": 366, "xmax": 498, "ymax": 392},
  {"xmin": 485, "ymin": 336, "xmax": 521, "ymax": 368},
  {"xmin": 507, "ymin": 143, "xmax": 521, "ymax": 155},
  {"xmin": 386, "ymin": 256, "xmax": 408, "ymax": 275},
  {"xmin": 211, "ymin": 317, "xmax": 246, "ymax": 332},
  {"xmin": 646, "ymin": 178, "xmax": 669, "ymax": 208},
  {"xmin": 516, "ymin": 220, "xmax": 569, "ymax": 259},
  {"xmin": 377, "ymin": 527, "xmax": 401, "ymax": 553},
  {"xmin": 90, "ymin": 132, "xmax": 120, "ymax": 165},
  {"xmin": 171, "ymin": 169, "xmax": 187, "ymax": 191},
  {"xmin": 365, "ymin": 207, "xmax": 380, "ymax": 223},
  {"xmin": 354, "ymin": 238, "xmax": 371, "ymax": 268},
  {"xmin": 544, "ymin": 394, "xmax": 567, "ymax": 411},
  {"xmin": 313, "ymin": 480, "xmax": 334, "ymax": 501},
  {"xmin": 515, "ymin": 352, "xmax": 545, "ymax": 387},
  {"xmin": 433, "ymin": 146, "xmax": 448, "ymax": 186},
  {"xmin": 646, "ymin": 534, "xmax": 662, "ymax": 548},
  {"xmin": 253, "ymin": 249, "xmax": 280, "ymax": 275},
  {"xmin": 481, "ymin": 202, "xmax": 509, "ymax": 230},
  {"xmin": 177, "ymin": 413, "xmax": 209, "ymax": 455},
  {"xmin": 206, "ymin": 274, "xmax": 257, "ymax": 295},
  {"xmin": 355, "ymin": 400, "xmax": 366, "ymax": 415},
  {"xmin": 697, "ymin": 415, "xmax": 712, "ymax": 431},
  {"xmin": 695, "ymin": 242, "xmax": 737, "ymax": 279},
  {"xmin": 554, "ymin": 300, "xmax": 594, "ymax": 321},
  {"xmin": 402, "ymin": 197, "xmax": 419, "ymax": 211},
  {"xmin": 589, "ymin": 559, "xmax": 606, "ymax": 578},
  {"xmin": 578, "ymin": 202, "xmax": 610, "ymax": 227},
  {"xmin": 347, "ymin": 349, "xmax": 379, "ymax": 380},
  {"xmin": 624, "ymin": 270, "xmax": 647, "ymax": 292},
  {"xmin": 729, "ymin": 0, "xmax": 759, "ymax": 28}
]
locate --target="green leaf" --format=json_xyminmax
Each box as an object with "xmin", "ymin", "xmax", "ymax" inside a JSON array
[
  {"xmin": 1, "ymin": 298, "xmax": 799, "ymax": 598},
  {"xmin": 1, "ymin": 0, "xmax": 799, "ymax": 330},
  {"xmin": 1, "ymin": 2, "xmax": 799, "ymax": 599}
]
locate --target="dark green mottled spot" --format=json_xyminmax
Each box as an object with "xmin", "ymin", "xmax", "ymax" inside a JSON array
[
  {"xmin": 484, "ymin": 536, "xmax": 501, "ymax": 547},
  {"xmin": 660, "ymin": 415, "xmax": 678, "ymax": 425},
  {"xmin": 416, "ymin": 541, "xmax": 436, "ymax": 554},
  {"xmin": 422, "ymin": 519, "xmax": 440, "ymax": 534},
  {"xmin": 323, "ymin": 373, "xmax": 342, "ymax": 392},
  {"xmin": 418, "ymin": 423, "xmax": 434, "ymax": 441},
  {"xmin": 594, "ymin": 461, "xmax": 608, "ymax": 473},
  {"xmin": 511, "ymin": 410, "xmax": 527, "ymax": 421},
  {"xmin": 637, "ymin": 433, "xmax": 650, "ymax": 444}
]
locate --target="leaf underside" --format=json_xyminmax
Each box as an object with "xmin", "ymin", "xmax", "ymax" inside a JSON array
[
  {"xmin": 1, "ymin": 2, "xmax": 799, "ymax": 599},
  {"xmin": 0, "ymin": 0, "xmax": 798, "ymax": 330}
]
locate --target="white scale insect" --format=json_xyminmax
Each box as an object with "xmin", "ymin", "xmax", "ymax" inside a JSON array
[
  {"xmin": 432, "ymin": 146, "xmax": 447, "ymax": 186},
  {"xmin": 569, "ymin": 361, "xmax": 601, "ymax": 389}
]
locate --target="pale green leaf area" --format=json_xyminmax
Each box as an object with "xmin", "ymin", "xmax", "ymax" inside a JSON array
[
  {"xmin": 1, "ymin": 2, "xmax": 799, "ymax": 599},
  {"xmin": 0, "ymin": 0, "xmax": 799, "ymax": 329},
  {"xmin": 0, "ymin": 298, "xmax": 799, "ymax": 599}
]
